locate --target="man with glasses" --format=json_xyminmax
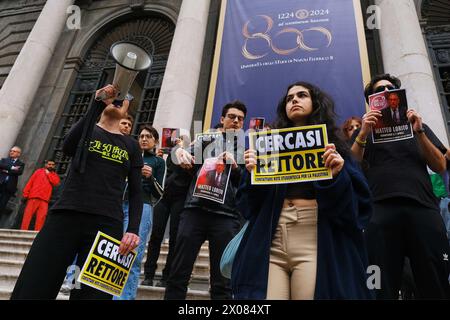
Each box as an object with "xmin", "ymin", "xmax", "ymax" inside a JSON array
[
  {"xmin": 351, "ymin": 73, "xmax": 450, "ymax": 299},
  {"xmin": 0, "ymin": 146, "xmax": 25, "ymax": 214},
  {"xmin": 164, "ymin": 101, "xmax": 247, "ymax": 300},
  {"xmin": 115, "ymin": 125, "xmax": 166, "ymax": 300}
]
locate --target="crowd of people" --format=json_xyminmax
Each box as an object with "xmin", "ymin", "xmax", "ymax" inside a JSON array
[{"xmin": 1, "ymin": 73, "xmax": 449, "ymax": 300}]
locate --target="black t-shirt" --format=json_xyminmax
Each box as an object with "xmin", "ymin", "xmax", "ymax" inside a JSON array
[
  {"xmin": 286, "ymin": 182, "xmax": 316, "ymax": 199},
  {"xmin": 52, "ymin": 125, "xmax": 143, "ymax": 231},
  {"xmin": 358, "ymin": 124, "xmax": 445, "ymax": 209}
]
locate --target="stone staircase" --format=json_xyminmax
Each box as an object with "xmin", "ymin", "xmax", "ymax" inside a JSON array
[{"xmin": 0, "ymin": 228, "xmax": 210, "ymax": 300}]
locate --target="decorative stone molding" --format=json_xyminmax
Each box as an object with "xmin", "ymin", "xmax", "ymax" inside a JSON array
[{"xmin": 129, "ymin": 0, "xmax": 145, "ymax": 11}]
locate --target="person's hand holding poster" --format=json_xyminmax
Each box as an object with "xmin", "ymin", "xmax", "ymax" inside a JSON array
[
  {"xmin": 192, "ymin": 157, "xmax": 231, "ymax": 204},
  {"xmin": 249, "ymin": 125, "xmax": 332, "ymax": 185},
  {"xmin": 161, "ymin": 128, "xmax": 180, "ymax": 153},
  {"xmin": 78, "ymin": 232, "xmax": 137, "ymax": 297},
  {"xmin": 369, "ymin": 89, "xmax": 413, "ymax": 143}
]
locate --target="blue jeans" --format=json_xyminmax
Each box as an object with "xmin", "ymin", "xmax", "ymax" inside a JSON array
[{"xmin": 114, "ymin": 202, "xmax": 153, "ymax": 300}]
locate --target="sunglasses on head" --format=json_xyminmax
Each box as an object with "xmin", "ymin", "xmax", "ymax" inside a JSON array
[{"xmin": 374, "ymin": 85, "xmax": 396, "ymax": 94}]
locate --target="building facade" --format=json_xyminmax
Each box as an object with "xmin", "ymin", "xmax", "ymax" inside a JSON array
[{"xmin": 0, "ymin": 0, "xmax": 449, "ymax": 227}]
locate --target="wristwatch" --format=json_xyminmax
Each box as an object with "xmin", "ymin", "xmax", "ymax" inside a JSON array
[{"xmin": 415, "ymin": 127, "xmax": 425, "ymax": 134}]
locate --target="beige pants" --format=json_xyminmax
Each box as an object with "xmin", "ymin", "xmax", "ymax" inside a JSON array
[{"xmin": 266, "ymin": 205, "xmax": 318, "ymax": 300}]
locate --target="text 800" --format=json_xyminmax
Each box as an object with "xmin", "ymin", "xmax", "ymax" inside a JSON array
[{"xmin": 222, "ymin": 304, "xmax": 270, "ymax": 315}]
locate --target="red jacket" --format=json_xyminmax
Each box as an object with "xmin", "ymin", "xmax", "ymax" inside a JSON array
[{"xmin": 22, "ymin": 168, "xmax": 60, "ymax": 202}]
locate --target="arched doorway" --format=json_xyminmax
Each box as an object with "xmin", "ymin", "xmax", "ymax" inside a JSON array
[{"xmin": 45, "ymin": 13, "xmax": 175, "ymax": 182}]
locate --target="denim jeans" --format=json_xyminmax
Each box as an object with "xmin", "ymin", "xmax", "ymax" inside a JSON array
[{"xmin": 114, "ymin": 202, "xmax": 153, "ymax": 300}]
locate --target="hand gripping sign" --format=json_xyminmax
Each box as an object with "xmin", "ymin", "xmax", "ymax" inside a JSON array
[
  {"xmin": 78, "ymin": 231, "xmax": 137, "ymax": 297},
  {"xmin": 249, "ymin": 124, "xmax": 332, "ymax": 185}
]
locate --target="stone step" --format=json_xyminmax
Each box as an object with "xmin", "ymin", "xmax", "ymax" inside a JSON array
[
  {"xmin": 144, "ymin": 250, "xmax": 210, "ymax": 265},
  {"xmin": 0, "ymin": 284, "xmax": 208, "ymax": 300},
  {"xmin": 0, "ymin": 234, "xmax": 35, "ymax": 243},
  {"xmin": 0, "ymin": 240, "xmax": 35, "ymax": 251},
  {"xmin": 0, "ymin": 234, "xmax": 210, "ymax": 255},
  {"xmin": 136, "ymin": 286, "xmax": 209, "ymax": 300},
  {"xmin": 0, "ymin": 244, "xmax": 210, "ymax": 268},
  {"xmin": 0, "ymin": 240, "xmax": 210, "ymax": 260},
  {"xmin": 0, "ymin": 286, "xmax": 70, "ymax": 300},
  {"xmin": 0, "ymin": 260, "xmax": 22, "ymax": 277},
  {"xmin": 0, "ymin": 257, "xmax": 210, "ymax": 286},
  {"xmin": 0, "ymin": 273, "xmax": 19, "ymax": 289},
  {"xmin": 0, "ymin": 249, "xmax": 28, "ymax": 262},
  {"xmin": 0, "ymin": 271, "xmax": 209, "ymax": 300},
  {"xmin": 153, "ymin": 260, "xmax": 209, "ymax": 277},
  {"xmin": 0, "ymin": 229, "xmax": 38, "ymax": 237}
]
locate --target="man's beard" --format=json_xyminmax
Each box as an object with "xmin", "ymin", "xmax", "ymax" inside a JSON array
[{"xmin": 103, "ymin": 105, "xmax": 126, "ymax": 120}]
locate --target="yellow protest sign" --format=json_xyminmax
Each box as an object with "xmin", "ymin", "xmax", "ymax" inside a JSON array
[
  {"xmin": 77, "ymin": 231, "xmax": 136, "ymax": 297},
  {"xmin": 249, "ymin": 125, "xmax": 332, "ymax": 185}
]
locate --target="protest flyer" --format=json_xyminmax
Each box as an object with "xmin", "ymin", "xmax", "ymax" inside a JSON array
[
  {"xmin": 78, "ymin": 231, "xmax": 136, "ymax": 297},
  {"xmin": 161, "ymin": 128, "xmax": 180, "ymax": 153},
  {"xmin": 249, "ymin": 125, "xmax": 332, "ymax": 185},
  {"xmin": 192, "ymin": 157, "xmax": 231, "ymax": 204},
  {"xmin": 249, "ymin": 117, "xmax": 265, "ymax": 131},
  {"xmin": 369, "ymin": 88, "xmax": 413, "ymax": 143},
  {"xmin": 195, "ymin": 130, "xmax": 223, "ymax": 143}
]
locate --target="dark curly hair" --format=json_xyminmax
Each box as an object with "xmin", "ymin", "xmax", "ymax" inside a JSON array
[
  {"xmin": 274, "ymin": 81, "xmax": 349, "ymax": 158},
  {"xmin": 364, "ymin": 73, "xmax": 401, "ymax": 103}
]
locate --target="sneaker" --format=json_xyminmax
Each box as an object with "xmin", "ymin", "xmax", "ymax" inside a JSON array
[
  {"xmin": 141, "ymin": 278, "xmax": 153, "ymax": 286},
  {"xmin": 155, "ymin": 279, "xmax": 167, "ymax": 287},
  {"xmin": 60, "ymin": 284, "xmax": 72, "ymax": 295}
]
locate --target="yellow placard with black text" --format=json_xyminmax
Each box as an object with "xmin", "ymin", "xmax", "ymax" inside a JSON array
[
  {"xmin": 77, "ymin": 231, "xmax": 136, "ymax": 297},
  {"xmin": 249, "ymin": 125, "xmax": 332, "ymax": 185}
]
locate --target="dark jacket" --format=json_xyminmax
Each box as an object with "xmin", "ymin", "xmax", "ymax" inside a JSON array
[
  {"xmin": 123, "ymin": 151, "xmax": 165, "ymax": 205},
  {"xmin": 183, "ymin": 132, "xmax": 244, "ymax": 218},
  {"xmin": 232, "ymin": 158, "xmax": 374, "ymax": 299},
  {"xmin": 162, "ymin": 151, "xmax": 192, "ymax": 200},
  {"xmin": 381, "ymin": 106, "xmax": 408, "ymax": 126},
  {"xmin": 0, "ymin": 157, "xmax": 25, "ymax": 194}
]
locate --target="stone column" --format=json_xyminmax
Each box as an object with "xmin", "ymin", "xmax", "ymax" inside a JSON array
[
  {"xmin": 375, "ymin": 0, "xmax": 448, "ymax": 144},
  {"xmin": 152, "ymin": 0, "xmax": 211, "ymax": 136},
  {"xmin": 0, "ymin": 0, "xmax": 75, "ymax": 157}
]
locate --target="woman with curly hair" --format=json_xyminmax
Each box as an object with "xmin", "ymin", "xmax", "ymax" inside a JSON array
[{"xmin": 232, "ymin": 82, "xmax": 374, "ymax": 299}]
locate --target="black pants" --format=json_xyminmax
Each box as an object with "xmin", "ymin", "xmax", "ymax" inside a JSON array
[
  {"xmin": 164, "ymin": 209, "xmax": 240, "ymax": 300},
  {"xmin": 11, "ymin": 211, "xmax": 123, "ymax": 300},
  {"xmin": 143, "ymin": 196, "xmax": 184, "ymax": 281},
  {"xmin": 0, "ymin": 183, "xmax": 12, "ymax": 212},
  {"xmin": 367, "ymin": 198, "xmax": 450, "ymax": 299}
]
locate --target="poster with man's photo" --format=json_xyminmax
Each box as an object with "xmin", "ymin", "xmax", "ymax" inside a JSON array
[
  {"xmin": 369, "ymin": 89, "xmax": 413, "ymax": 143},
  {"xmin": 161, "ymin": 128, "xmax": 180, "ymax": 153},
  {"xmin": 192, "ymin": 157, "xmax": 231, "ymax": 204}
]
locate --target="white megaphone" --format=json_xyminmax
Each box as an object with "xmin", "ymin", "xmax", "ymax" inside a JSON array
[{"xmin": 97, "ymin": 41, "xmax": 152, "ymax": 101}]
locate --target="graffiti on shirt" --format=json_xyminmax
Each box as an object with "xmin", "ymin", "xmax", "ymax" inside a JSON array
[{"xmin": 88, "ymin": 140, "xmax": 129, "ymax": 163}]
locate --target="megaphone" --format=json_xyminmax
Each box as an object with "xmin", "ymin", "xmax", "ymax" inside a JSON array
[{"xmin": 97, "ymin": 41, "xmax": 152, "ymax": 101}]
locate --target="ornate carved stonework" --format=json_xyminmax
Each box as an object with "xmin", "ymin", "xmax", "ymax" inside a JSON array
[
  {"xmin": 83, "ymin": 17, "xmax": 174, "ymax": 71},
  {"xmin": 437, "ymin": 50, "xmax": 450, "ymax": 63},
  {"xmin": 129, "ymin": 0, "xmax": 145, "ymax": 10}
]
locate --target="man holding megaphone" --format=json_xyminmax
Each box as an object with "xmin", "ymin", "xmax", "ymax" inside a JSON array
[{"xmin": 11, "ymin": 84, "xmax": 144, "ymax": 300}]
